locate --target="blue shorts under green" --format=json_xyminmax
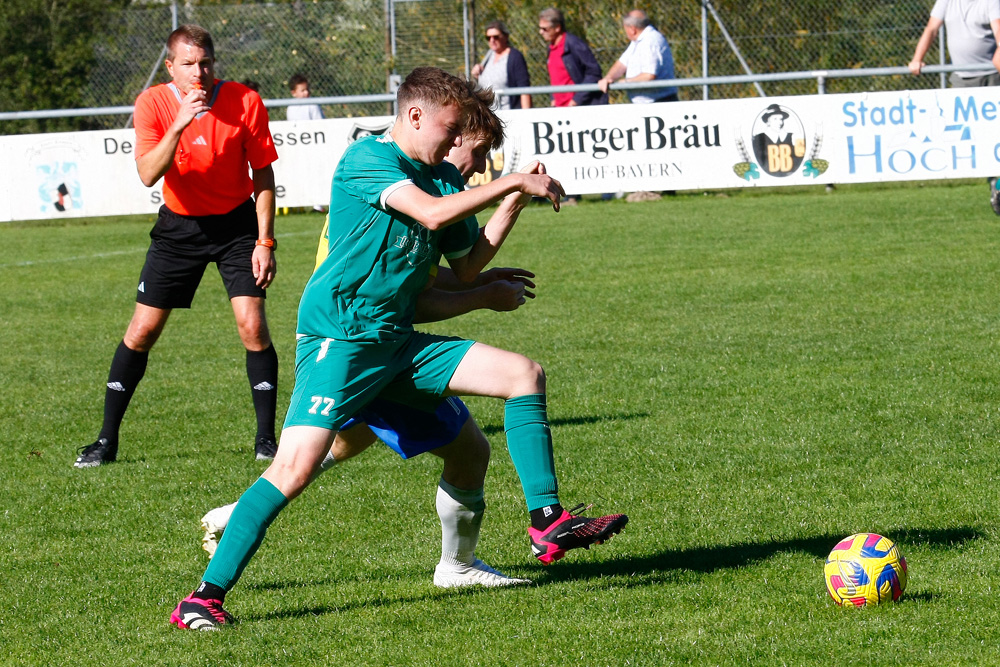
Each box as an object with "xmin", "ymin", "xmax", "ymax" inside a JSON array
[{"xmin": 284, "ymin": 332, "xmax": 476, "ymax": 431}]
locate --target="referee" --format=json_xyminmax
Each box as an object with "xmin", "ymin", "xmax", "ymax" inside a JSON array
[{"xmin": 75, "ymin": 24, "xmax": 280, "ymax": 467}]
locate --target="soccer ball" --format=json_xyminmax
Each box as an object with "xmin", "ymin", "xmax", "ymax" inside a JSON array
[{"xmin": 824, "ymin": 533, "xmax": 907, "ymax": 607}]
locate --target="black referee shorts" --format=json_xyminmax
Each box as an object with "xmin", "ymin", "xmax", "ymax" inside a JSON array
[{"xmin": 135, "ymin": 199, "xmax": 266, "ymax": 309}]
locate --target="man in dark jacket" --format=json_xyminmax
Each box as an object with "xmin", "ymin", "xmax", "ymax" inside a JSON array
[{"xmin": 539, "ymin": 7, "xmax": 608, "ymax": 107}]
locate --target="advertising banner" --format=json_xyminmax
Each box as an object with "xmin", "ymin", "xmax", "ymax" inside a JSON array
[
  {"xmin": 3, "ymin": 87, "xmax": 1000, "ymax": 222},
  {"xmin": 496, "ymin": 89, "xmax": 1000, "ymax": 194}
]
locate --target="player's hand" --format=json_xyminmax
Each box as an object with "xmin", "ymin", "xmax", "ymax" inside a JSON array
[
  {"xmin": 907, "ymin": 59, "xmax": 924, "ymax": 75},
  {"xmin": 517, "ymin": 170, "xmax": 565, "ymax": 212},
  {"xmin": 175, "ymin": 87, "xmax": 211, "ymax": 128},
  {"xmin": 479, "ymin": 267, "xmax": 536, "ymax": 290},
  {"xmin": 503, "ymin": 161, "xmax": 548, "ymax": 206},
  {"xmin": 252, "ymin": 245, "xmax": 276, "ymax": 288},
  {"xmin": 485, "ymin": 279, "xmax": 534, "ymax": 312},
  {"xmin": 520, "ymin": 161, "xmax": 546, "ymax": 175}
]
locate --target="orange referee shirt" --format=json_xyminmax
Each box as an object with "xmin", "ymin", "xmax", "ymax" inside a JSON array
[{"xmin": 134, "ymin": 80, "xmax": 279, "ymax": 217}]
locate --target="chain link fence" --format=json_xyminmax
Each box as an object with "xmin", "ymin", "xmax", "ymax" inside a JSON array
[
  {"xmin": 481, "ymin": 0, "xmax": 943, "ymax": 103},
  {"xmin": 5, "ymin": 0, "xmax": 946, "ymax": 133}
]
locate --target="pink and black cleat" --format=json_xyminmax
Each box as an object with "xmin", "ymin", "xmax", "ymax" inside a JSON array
[
  {"xmin": 528, "ymin": 503, "xmax": 628, "ymax": 565},
  {"xmin": 170, "ymin": 593, "xmax": 234, "ymax": 631}
]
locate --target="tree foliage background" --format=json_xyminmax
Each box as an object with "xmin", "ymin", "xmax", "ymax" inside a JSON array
[
  {"xmin": 0, "ymin": 0, "xmax": 131, "ymax": 133},
  {"xmin": 1, "ymin": 0, "xmax": 940, "ymax": 135}
]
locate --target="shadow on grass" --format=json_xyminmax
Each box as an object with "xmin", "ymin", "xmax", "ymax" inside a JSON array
[
  {"xmin": 120, "ymin": 412, "xmax": 652, "ymax": 464},
  {"xmin": 251, "ymin": 596, "xmax": 420, "ymax": 622},
  {"xmin": 480, "ymin": 411, "xmax": 650, "ymax": 436},
  {"xmin": 900, "ymin": 591, "xmax": 935, "ymax": 603},
  {"xmin": 246, "ymin": 527, "xmax": 974, "ymax": 621},
  {"xmin": 247, "ymin": 581, "xmax": 521, "ymax": 622},
  {"xmin": 536, "ymin": 526, "xmax": 984, "ymax": 585}
]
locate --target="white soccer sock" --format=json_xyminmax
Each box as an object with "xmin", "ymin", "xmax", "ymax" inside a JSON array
[
  {"xmin": 319, "ymin": 450, "xmax": 337, "ymax": 471},
  {"xmin": 436, "ymin": 479, "xmax": 485, "ymax": 568}
]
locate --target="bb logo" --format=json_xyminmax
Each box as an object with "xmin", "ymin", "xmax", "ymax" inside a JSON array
[
  {"xmin": 751, "ymin": 104, "xmax": 805, "ymax": 177},
  {"xmin": 732, "ymin": 104, "xmax": 828, "ymax": 182}
]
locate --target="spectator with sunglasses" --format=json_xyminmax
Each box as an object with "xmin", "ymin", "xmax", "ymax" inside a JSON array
[
  {"xmin": 538, "ymin": 7, "xmax": 607, "ymax": 107},
  {"xmin": 471, "ymin": 20, "xmax": 532, "ymax": 110}
]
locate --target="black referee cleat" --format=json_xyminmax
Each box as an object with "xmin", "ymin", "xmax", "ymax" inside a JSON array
[
  {"xmin": 254, "ymin": 435, "xmax": 277, "ymax": 461},
  {"xmin": 74, "ymin": 438, "xmax": 117, "ymax": 468}
]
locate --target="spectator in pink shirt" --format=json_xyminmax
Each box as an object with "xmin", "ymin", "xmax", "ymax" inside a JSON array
[{"xmin": 538, "ymin": 8, "xmax": 607, "ymax": 107}]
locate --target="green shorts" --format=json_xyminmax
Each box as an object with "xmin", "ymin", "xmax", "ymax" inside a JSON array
[{"xmin": 283, "ymin": 332, "xmax": 476, "ymax": 431}]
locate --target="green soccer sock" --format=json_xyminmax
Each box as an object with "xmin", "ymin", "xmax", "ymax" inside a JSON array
[
  {"xmin": 504, "ymin": 393, "xmax": 560, "ymax": 512},
  {"xmin": 202, "ymin": 477, "xmax": 289, "ymax": 591}
]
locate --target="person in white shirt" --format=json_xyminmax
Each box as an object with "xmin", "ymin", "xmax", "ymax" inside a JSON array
[
  {"xmin": 598, "ymin": 9, "xmax": 678, "ymax": 104},
  {"xmin": 908, "ymin": 0, "xmax": 1000, "ymax": 214},
  {"xmin": 286, "ymin": 73, "xmax": 324, "ymax": 121}
]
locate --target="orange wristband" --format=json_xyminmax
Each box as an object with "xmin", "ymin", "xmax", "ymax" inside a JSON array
[{"xmin": 255, "ymin": 238, "xmax": 277, "ymax": 250}]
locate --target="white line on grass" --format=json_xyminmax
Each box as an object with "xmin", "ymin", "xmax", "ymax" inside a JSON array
[
  {"xmin": 3, "ymin": 248, "xmax": 147, "ymax": 268},
  {"xmin": 0, "ymin": 230, "xmax": 319, "ymax": 269}
]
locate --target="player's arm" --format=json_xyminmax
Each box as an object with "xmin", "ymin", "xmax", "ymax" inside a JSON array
[
  {"xmin": 446, "ymin": 161, "xmax": 546, "ymax": 282},
  {"xmin": 445, "ymin": 193, "xmax": 527, "ymax": 281},
  {"xmin": 135, "ymin": 89, "xmax": 210, "ymax": 186},
  {"xmin": 434, "ymin": 265, "xmax": 535, "ymax": 291},
  {"xmin": 909, "ymin": 16, "xmax": 943, "ymax": 75},
  {"xmin": 413, "ymin": 281, "xmax": 533, "ymax": 323},
  {"xmin": 251, "ymin": 165, "xmax": 277, "ymax": 288},
  {"xmin": 384, "ymin": 169, "xmax": 563, "ymax": 231}
]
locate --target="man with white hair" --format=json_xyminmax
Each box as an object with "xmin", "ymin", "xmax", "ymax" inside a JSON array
[{"xmin": 598, "ymin": 9, "xmax": 678, "ymax": 104}]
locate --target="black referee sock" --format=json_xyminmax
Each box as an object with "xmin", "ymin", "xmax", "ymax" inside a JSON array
[
  {"xmin": 530, "ymin": 504, "xmax": 565, "ymax": 532},
  {"xmin": 246, "ymin": 343, "xmax": 278, "ymax": 440},
  {"xmin": 98, "ymin": 341, "xmax": 148, "ymax": 444}
]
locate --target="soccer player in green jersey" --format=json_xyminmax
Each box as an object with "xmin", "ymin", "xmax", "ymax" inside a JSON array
[
  {"xmin": 172, "ymin": 67, "xmax": 627, "ymax": 630},
  {"xmin": 199, "ymin": 84, "xmax": 537, "ymax": 591}
]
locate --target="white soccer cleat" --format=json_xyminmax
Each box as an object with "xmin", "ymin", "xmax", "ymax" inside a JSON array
[
  {"xmin": 200, "ymin": 503, "xmax": 237, "ymax": 558},
  {"xmin": 433, "ymin": 559, "xmax": 531, "ymax": 589}
]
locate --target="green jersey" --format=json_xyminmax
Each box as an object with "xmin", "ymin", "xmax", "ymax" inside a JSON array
[{"xmin": 298, "ymin": 135, "xmax": 479, "ymax": 341}]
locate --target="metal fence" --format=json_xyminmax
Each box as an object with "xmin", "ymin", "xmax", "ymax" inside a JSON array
[{"xmin": 4, "ymin": 0, "xmax": 947, "ymax": 132}]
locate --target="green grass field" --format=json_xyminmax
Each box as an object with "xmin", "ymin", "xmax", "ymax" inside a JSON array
[{"xmin": 4, "ymin": 182, "xmax": 1000, "ymax": 665}]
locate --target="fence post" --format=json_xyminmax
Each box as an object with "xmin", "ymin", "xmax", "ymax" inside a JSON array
[
  {"xmin": 462, "ymin": 0, "xmax": 471, "ymax": 77},
  {"xmin": 939, "ymin": 23, "xmax": 947, "ymax": 89},
  {"xmin": 468, "ymin": 0, "xmax": 476, "ymax": 78},
  {"xmin": 701, "ymin": 0, "xmax": 709, "ymax": 99}
]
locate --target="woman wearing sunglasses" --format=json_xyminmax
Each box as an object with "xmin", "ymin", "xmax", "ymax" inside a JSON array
[{"xmin": 471, "ymin": 20, "xmax": 532, "ymax": 110}]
